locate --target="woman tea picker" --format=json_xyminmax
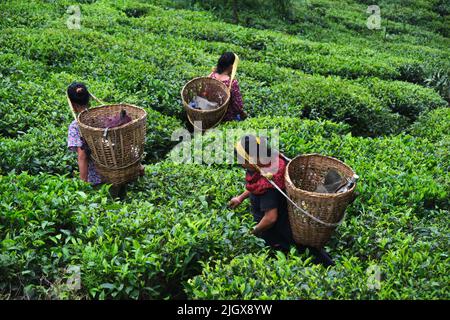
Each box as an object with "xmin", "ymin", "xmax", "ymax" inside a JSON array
[
  {"xmin": 229, "ymin": 135, "xmax": 335, "ymax": 267},
  {"xmin": 66, "ymin": 82, "xmax": 143, "ymax": 199},
  {"xmin": 67, "ymin": 82, "xmax": 103, "ymax": 186},
  {"xmin": 209, "ymin": 52, "xmax": 247, "ymax": 121}
]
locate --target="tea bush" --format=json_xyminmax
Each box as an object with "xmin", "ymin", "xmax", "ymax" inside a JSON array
[
  {"xmin": 1, "ymin": 1, "xmax": 447, "ymax": 136},
  {"xmin": 0, "ymin": 172, "xmax": 108, "ymax": 299},
  {"xmin": 186, "ymin": 234, "xmax": 449, "ymax": 299},
  {"xmin": 0, "ymin": 165, "xmax": 264, "ymax": 299},
  {"xmin": 1, "ymin": 0, "xmax": 449, "ymax": 300},
  {"xmin": 168, "ymin": 0, "xmax": 449, "ymax": 47},
  {"xmin": 357, "ymin": 77, "xmax": 447, "ymax": 120},
  {"xmin": 260, "ymin": 77, "xmax": 406, "ymax": 136},
  {"xmin": 410, "ymin": 107, "xmax": 450, "ymax": 143},
  {"xmin": 128, "ymin": 3, "xmax": 407, "ymax": 80},
  {"xmin": 229, "ymin": 66, "xmax": 446, "ymax": 136},
  {"xmin": 130, "ymin": 1, "xmax": 449, "ymax": 81},
  {"xmin": 0, "ymin": 126, "xmax": 74, "ymax": 176}
]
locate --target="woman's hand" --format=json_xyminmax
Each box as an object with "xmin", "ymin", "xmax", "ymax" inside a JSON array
[
  {"xmin": 229, "ymin": 191, "xmax": 250, "ymax": 209},
  {"xmin": 228, "ymin": 196, "xmax": 243, "ymax": 209}
]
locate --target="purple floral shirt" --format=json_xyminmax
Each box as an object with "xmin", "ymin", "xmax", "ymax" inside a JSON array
[
  {"xmin": 68, "ymin": 120, "xmax": 102, "ymax": 185},
  {"xmin": 209, "ymin": 72, "xmax": 245, "ymax": 121}
]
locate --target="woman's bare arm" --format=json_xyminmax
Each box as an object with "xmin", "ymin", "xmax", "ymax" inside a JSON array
[
  {"xmin": 77, "ymin": 147, "xmax": 89, "ymax": 182},
  {"xmin": 253, "ymin": 208, "xmax": 278, "ymax": 235}
]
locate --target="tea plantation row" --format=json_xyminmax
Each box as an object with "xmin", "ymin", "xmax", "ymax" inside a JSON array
[
  {"xmin": 162, "ymin": 0, "xmax": 449, "ymax": 45},
  {"xmin": 1, "ymin": 109, "xmax": 449, "ymax": 299},
  {"xmin": 0, "ymin": 0, "xmax": 449, "ymax": 300},
  {"xmin": 1, "ymin": 0, "xmax": 448, "ymax": 138}
]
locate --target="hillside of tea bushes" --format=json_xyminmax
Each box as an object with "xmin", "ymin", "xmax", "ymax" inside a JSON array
[{"xmin": 0, "ymin": 0, "xmax": 449, "ymax": 299}]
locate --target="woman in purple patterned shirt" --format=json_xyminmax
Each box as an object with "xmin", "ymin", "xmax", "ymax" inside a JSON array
[
  {"xmin": 67, "ymin": 82, "xmax": 103, "ymax": 186},
  {"xmin": 209, "ymin": 52, "xmax": 248, "ymax": 122},
  {"xmin": 67, "ymin": 82, "xmax": 144, "ymax": 199}
]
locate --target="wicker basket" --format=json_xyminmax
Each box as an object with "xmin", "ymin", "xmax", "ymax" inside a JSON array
[
  {"xmin": 95, "ymin": 161, "xmax": 142, "ymax": 186},
  {"xmin": 181, "ymin": 77, "xmax": 230, "ymax": 130},
  {"xmin": 285, "ymin": 154, "xmax": 357, "ymax": 248},
  {"xmin": 77, "ymin": 104, "xmax": 147, "ymax": 185}
]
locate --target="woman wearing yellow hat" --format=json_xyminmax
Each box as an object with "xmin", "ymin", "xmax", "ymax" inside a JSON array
[{"xmin": 229, "ymin": 135, "xmax": 334, "ymax": 266}]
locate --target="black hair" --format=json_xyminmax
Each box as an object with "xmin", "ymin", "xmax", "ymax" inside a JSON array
[
  {"xmin": 216, "ymin": 52, "xmax": 235, "ymax": 74},
  {"xmin": 236, "ymin": 135, "xmax": 272, "ymax": 164},
  {"xmin": 67, "ymin": 82, "xmax": 90, "ymax": 106}
]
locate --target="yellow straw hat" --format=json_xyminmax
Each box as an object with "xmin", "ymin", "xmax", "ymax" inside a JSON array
[{"xmin": 235, "ymin": 136, "xmax": 260, "ymax": 164}]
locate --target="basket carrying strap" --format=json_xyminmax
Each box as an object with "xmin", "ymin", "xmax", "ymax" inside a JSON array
[
  {"xmin": 235, "ymin": 140, "xmax": 345, "ymax": 227},
  {"xmin": 67, "ymin": 92, "xmax": 105, "ymax": 123},
  {"xmin": 66, "ymin": 94, "xmax": 78, "ymax": 122},
  {"xmin": 89, "ymin": 93, "xmax": 105, "ymax": 105},
  {"xmin": 228, "ymin": 53, "xmax": 239, "ymax": 91}
]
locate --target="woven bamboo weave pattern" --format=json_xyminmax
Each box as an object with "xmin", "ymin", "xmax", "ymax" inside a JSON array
[
  {"xmin": 78, "ymin": 104, "xmax": 147, "ymax": 185},
  {"xmin": 285, "ymin": 154, "xmax": 357, "ymax": 248},
  {"xmin": 181, "ymin": 77, "xmax": 230, "ymax": 130}
]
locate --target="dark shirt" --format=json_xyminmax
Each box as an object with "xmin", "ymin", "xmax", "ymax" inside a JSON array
[{"xmin": 250, "ymin": 188, "xmax": 295, "ymax": 250}]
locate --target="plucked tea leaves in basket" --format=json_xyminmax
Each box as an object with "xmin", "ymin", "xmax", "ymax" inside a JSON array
[
  {"xmin": 285, "ymin": 154, "xmax": 358, "ymax": 248},
  {"xmin": 181, "ymin": 77, "xmax": 230, "ymax": 130},
  {"xmin": 77, "ymin": 104, "xmax": 147, "ymax": 185}
]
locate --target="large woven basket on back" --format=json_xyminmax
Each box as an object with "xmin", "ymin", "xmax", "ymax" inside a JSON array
[
  {"xmin": 77, "ymin": 104, "xmax": 147, "ymax": 185},
  {"xmin": 181, "ymin": 77, "xmax": 230, "ymax": 130},
  {"xmin": 285, "ymin": 154, "xmax": 357, "ymax": 248}
]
